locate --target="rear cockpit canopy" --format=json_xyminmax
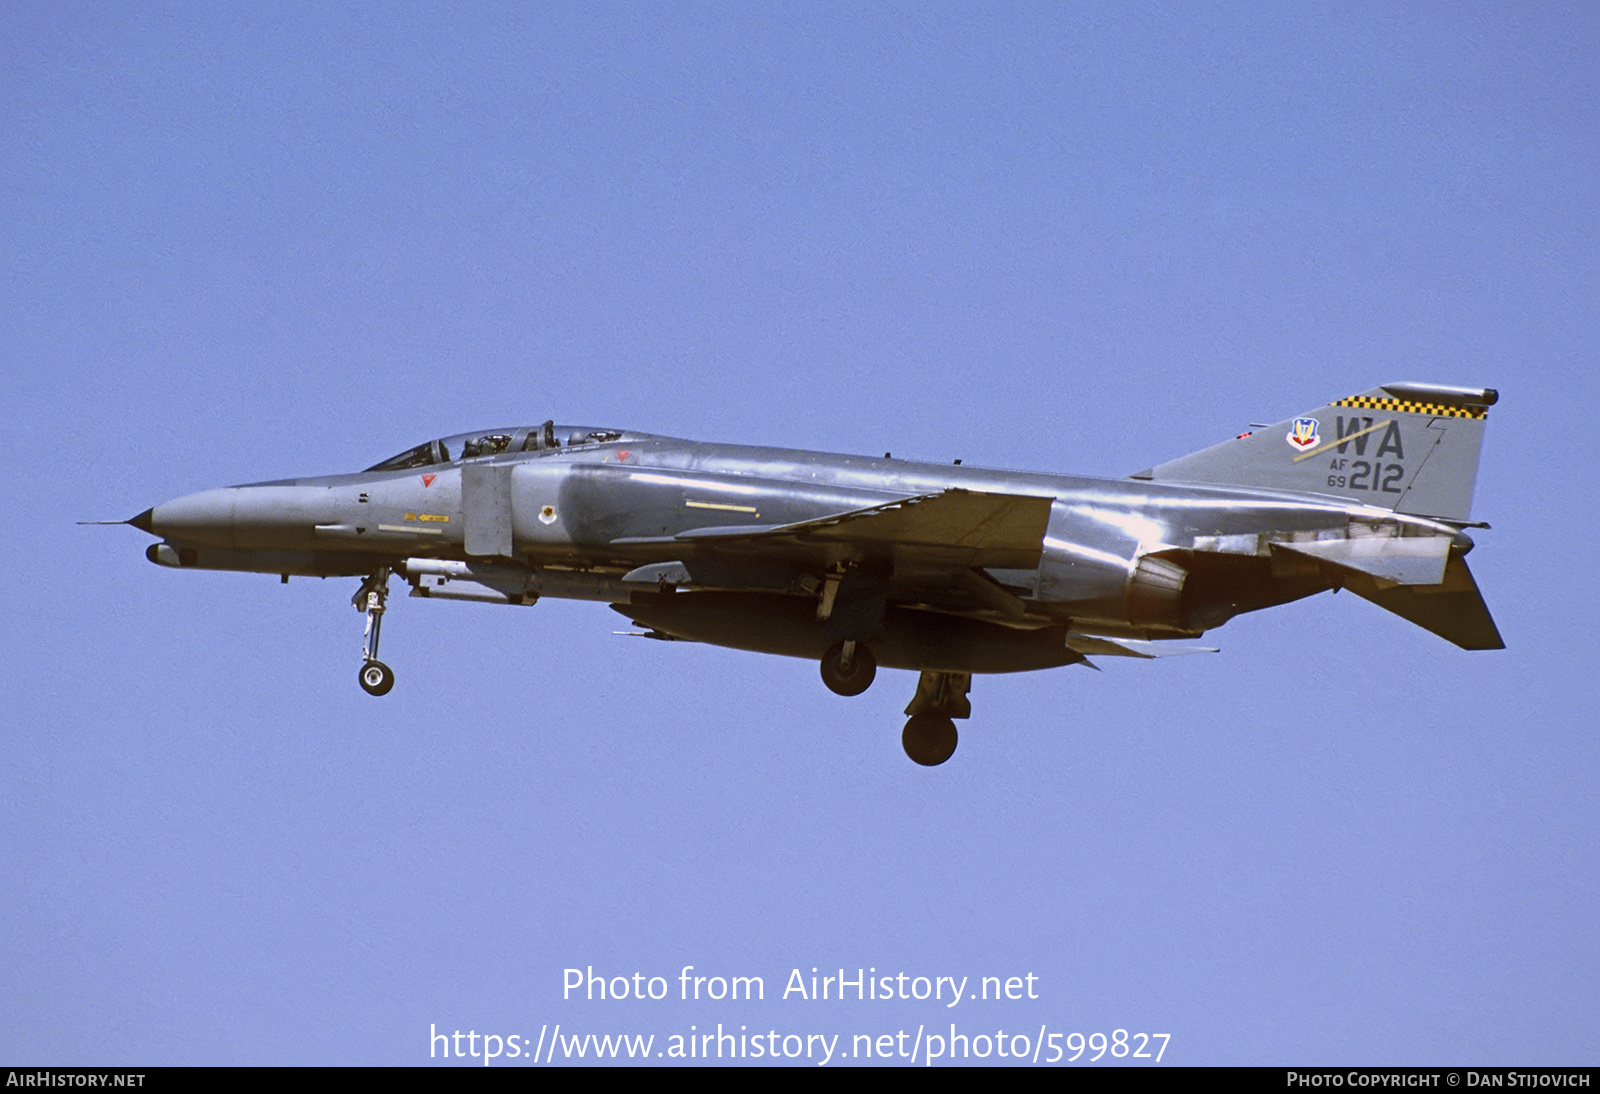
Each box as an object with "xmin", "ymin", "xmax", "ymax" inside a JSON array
[{"xmin": 363, "ymin": 421, "xmax": 641, "ymax": 472}]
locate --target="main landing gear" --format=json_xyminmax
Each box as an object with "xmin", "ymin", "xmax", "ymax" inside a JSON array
[
  {"xmin": 355, "ymin": 567, "xmax": 394, "ymax": 696},
  {"xmin": 817, "ymin": 640, "xmax": 971, "ymax": 767},
  {"xmin": 820, "ymin": 640, "xmax": 876, "ymax": 696},
  {"xmin": 902, "ymin": 715, "xmax": 958, "ymax": 767},
  {"xmin": 901, "ymin": 670, "xmax": 971, "ymax": 767}
]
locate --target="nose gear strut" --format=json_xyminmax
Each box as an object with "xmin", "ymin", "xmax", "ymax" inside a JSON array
[{"xmin": 354, "ymin": 567, "xmax": 394, "ymax": 695}]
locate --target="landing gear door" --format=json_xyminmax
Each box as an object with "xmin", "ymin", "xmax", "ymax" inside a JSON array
[{"xmin": 462, "ymin": 463, "xmax": 515, "ymax": 558}]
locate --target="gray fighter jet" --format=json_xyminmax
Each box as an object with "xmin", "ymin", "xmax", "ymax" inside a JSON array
[{"xmin": 111, "ymin": 382, "xmax": 1502, "ymax": 765}]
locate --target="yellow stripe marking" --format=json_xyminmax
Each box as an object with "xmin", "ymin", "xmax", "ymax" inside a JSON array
[
  {"xmin": 1291, "ymin": 419, "xmax": 1392, "ymax": 463},
  {"xmin": 685, "ymin": 500, "xmax": 759, "ymax": 514},
  {"xmin": 1333, "ymin": 396, "xmax": 1486, "ymax": 419}
]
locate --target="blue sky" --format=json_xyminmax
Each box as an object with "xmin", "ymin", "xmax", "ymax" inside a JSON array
[{"xmin": 5, "ymin": 2, "xmax": 1597, "ymax": 1066}]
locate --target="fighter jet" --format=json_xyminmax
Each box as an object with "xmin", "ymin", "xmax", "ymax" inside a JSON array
[{"xmin": 109, "ymin": 382, "xmax": 1502, "ymax": 765}]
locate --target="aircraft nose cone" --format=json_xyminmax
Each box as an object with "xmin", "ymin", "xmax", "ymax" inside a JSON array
[
  {"xmin": 127, "ymin": 508, "xmax": 154, "ymax": 533},
  {"xmin": 143, "ymin": 483, "xmax": 336, "ymax": 550},
  {"xmin": 147, "ymin": 487, "xmax": 240, "ymax": 548}
]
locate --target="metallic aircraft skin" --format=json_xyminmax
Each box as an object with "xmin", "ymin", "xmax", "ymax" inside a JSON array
[{"xmin": 118, "ymin": 382, "xmax": 1502, "ymax": 765}]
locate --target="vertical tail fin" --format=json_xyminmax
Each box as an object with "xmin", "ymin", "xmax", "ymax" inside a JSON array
[{"xmin": 1135, "ymin": 382, "xmax": 1498, "ymax": 522}]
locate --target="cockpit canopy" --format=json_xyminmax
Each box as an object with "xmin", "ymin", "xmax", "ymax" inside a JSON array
[{"xmin": 364, "ymin": 421, "xmax": 636, "ymax": 472}]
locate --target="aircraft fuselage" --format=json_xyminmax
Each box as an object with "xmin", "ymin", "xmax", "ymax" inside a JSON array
[
  {"xmin": 138, "ymin": 429, "xmax": 1461, "ymax": 650},
  {"xmin": 123, "ymin": 383, "xmax": 1501, "ymax": 764}
]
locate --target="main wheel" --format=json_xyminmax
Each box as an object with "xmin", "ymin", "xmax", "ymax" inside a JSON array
[
  {"xmin": 359, "ymin": 659, "xmax": 395, "ymax": 696},
  {"xmin": 902, "ymin": 714, "xmax": 958, "ymax": 766},
  {"xmin": 820, "ymin": 641, "xmax": 876, "ymax": 696}
]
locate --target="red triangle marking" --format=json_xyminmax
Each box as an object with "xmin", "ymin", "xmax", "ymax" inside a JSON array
[
  {"xmin": 617, "ymin": 450, "xmax": 631, "ymax": 462},
  {"xmin": 422, "ymin": 474, "xmax": 436, "ymax": 487}
]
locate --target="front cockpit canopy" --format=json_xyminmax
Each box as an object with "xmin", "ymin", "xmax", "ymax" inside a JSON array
[{"xmin": 363, "ymin": 421, "xmax": 632, "ymax": 472}]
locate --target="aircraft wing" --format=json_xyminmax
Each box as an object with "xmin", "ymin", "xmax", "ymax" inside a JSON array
[{"xmin": 665, "ymin": 488, "xmax": 1055, "ymax": 571}]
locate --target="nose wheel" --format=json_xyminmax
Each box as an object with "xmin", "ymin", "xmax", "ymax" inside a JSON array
[
  {"xmin": 359, "ymin": 659, "xmax": 395, "ymax": 696},
  {"xmin": 354, "ymin": 567, "xmax": 395, "ymax": 697}
]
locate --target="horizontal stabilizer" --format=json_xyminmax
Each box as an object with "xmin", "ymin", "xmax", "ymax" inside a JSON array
[
  {"xmin": 1064, "ymin": 635, "xmax": 1220, "ymax": 659},
  {"xmin": 1272, "ymin": 535, "xmax": 1452, "ymax": 586},
  {"xmin": 663, "ymin": 489, "xmax": 1054, "ymax": 570},
  {"xmin": 1340, "ymin": 554, "xmax": 1504, "ymax": 650}
]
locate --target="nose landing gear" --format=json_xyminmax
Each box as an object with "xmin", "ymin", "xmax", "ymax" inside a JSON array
[
  {"xmin": 354, "ymin": 568, "xmax": 394, "ymax": 696},
  {"xmin": 359, "ymin": 659, "xmax": 394, "ymax": 696}
]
